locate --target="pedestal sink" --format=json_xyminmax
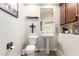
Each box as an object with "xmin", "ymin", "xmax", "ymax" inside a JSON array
[
  {"xmin": 41, "ymin": 33, "xmax": 54, "ymax": 54},
  {"xmin": 41, "ymin": 34, "xmax": 54, "ymax": 37}
]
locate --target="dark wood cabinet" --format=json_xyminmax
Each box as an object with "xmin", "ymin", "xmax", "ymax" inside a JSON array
[
  {"xmin": 77, "ymin": 4, "xmax": 79, "ymax": 20},
  {"xmin": 60, "ymin": 3, "xmax": 77, "ymax": 25},
  {"xmin": 77, "ymin": 4, "xmax": 79, "ymax": 16},
  {"xmin": 60, "ymin": 4, "xmax": 66, "ymax": 25},
  {"xmin": 65, "ymin": 3, "xmax": 77, "ymax": 24}
]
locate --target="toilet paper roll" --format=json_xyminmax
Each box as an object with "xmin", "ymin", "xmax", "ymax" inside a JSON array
[{"xmin": 10, "ymin": 46, "xmax": 16, "ymax": 49}]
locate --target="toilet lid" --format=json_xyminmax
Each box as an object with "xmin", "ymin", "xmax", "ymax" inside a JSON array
[{"xmin": 26, "ymin": 45, "xmax": 35, "ymax": 51}]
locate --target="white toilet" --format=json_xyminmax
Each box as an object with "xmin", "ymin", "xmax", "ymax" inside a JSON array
[{"xmin": 25, "ymin": 35, "xmax": 38, "ymax": 56}]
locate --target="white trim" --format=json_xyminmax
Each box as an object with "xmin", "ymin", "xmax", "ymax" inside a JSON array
[{"xmin": 56, "ymin": 50, "xmax": 64, "ymax": 56}]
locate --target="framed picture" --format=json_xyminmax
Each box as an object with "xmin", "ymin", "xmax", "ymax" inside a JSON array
[{"xmin": 0, "ymin": 3, "xmax": 18, "ymax": 18}]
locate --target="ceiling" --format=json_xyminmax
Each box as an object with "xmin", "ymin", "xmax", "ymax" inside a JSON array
[{"xmin": 23, "ymin": 3, "xmax": 60, "ymax": 6}]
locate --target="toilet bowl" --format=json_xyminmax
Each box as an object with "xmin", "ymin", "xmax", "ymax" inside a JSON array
[
  {"xmin": 26, "ymin": 45, "xmax": 35, "ymax": 56},
  {"xmin": 25, "ymin": 35, "xmax": 38, "ymax": 56}
]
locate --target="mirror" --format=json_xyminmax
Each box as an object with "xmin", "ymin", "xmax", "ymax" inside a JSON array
[{"xmin": 40, "ymin": 8, "xmax": 53, "ymax": 34}]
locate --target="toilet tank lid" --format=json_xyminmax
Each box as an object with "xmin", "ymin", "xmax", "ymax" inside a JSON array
[{"xmin": 29, "ymin": 36, "xmax": 38, "ymax": 38}]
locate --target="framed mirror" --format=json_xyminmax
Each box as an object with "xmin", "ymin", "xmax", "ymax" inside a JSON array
[{"xmin": 40, "ymin": 8, "xmax": 53, "ymax": 34}]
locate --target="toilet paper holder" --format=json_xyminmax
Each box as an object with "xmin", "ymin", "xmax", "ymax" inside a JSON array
[{"xmin": 7, "ymin": 42, "xmax": 13, "ymax": 49}]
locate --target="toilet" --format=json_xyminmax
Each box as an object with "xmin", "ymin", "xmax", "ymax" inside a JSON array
[{"xmin": 25, "ymin": 35, "xmax": 38, "ymax": 56}]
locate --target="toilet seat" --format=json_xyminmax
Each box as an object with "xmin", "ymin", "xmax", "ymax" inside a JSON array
[{"xmin": 26, "ymin": 45, "xmax": 35, "ymax": 54}]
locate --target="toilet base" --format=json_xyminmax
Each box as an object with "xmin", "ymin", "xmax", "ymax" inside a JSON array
[
  {"xmin": 26, "ymin": 52, "xmax": 35, "ymax": 56},
  {"xmin": 26, "ymin": 45, "xmax": 36, "ymax": 56}
]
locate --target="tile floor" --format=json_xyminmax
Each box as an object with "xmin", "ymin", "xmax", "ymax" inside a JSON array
[{"xmin": 34, "ymin": 50, "xmax": 57, "ymax": 56}]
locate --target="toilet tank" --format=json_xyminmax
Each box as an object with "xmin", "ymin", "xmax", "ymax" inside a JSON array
[{"xmin": 28, "ymin": 36, "xmax": 38, "ymax": 45}]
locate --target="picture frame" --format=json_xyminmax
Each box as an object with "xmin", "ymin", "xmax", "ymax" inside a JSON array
[{"xmin": 0, "ymin": 3, "xmax": 18, "ymax": 18}]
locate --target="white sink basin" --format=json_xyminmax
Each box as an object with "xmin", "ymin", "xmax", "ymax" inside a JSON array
[
  {"xmin": 29, "ymin": 36, "xmax": 38, "ymax": 39},
  {"xmin": 41, "ymin": 34, "xmax": 54, "ymax": 37}
]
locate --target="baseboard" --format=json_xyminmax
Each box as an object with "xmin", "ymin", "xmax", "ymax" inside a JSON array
[
  {"xmin": 56, "ymin": 50, "xmax": 64, "ymax": 56},
  {"xmin": 36, "ymin": 49, "xmax": 57, "ymax": 51},
  {"xmin": 18, "ymin": 53, "xmax": 21, "ymax": 56},
  {"xmin": 50, "ymin": 49, "xmax": 57, "ymax": 51}
]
